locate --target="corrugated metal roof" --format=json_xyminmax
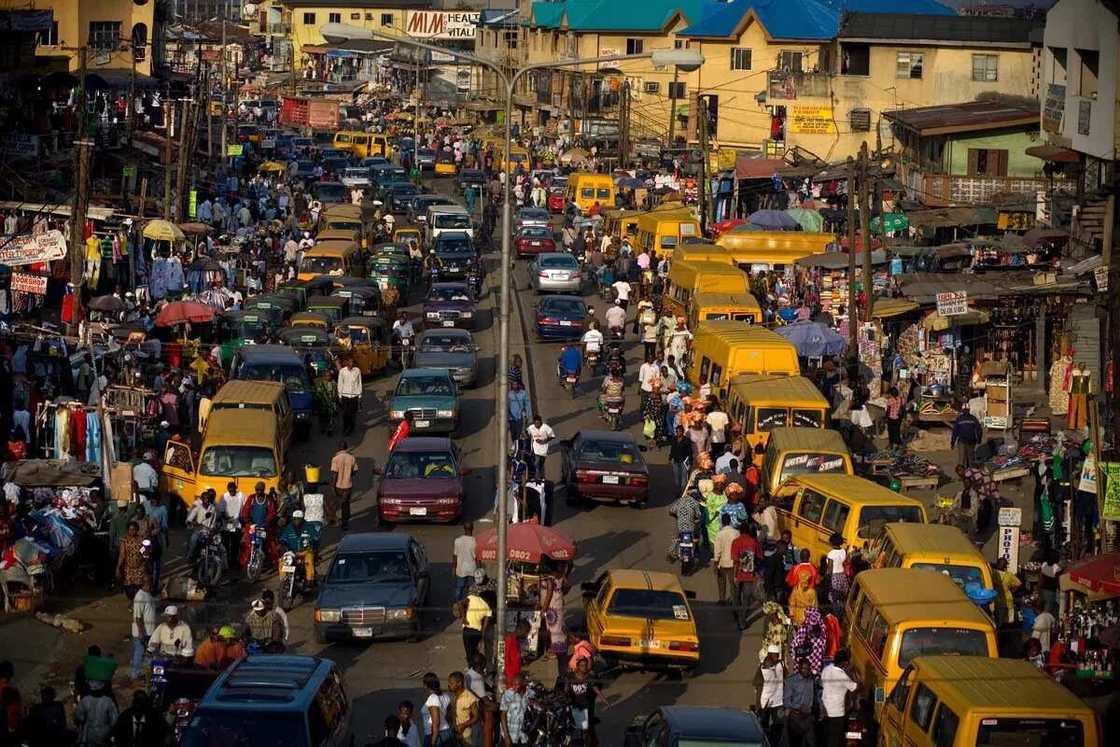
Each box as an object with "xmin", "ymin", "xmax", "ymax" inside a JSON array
[
  {"xmin": 839, "ymin": 12, "xmax": 1036, "ymax": 45},
  {"xmin": 883, "ymin": 99, "xmax": 1039, "ymax": 136},
  {"xmin": 795, "ymin": 250, "xmax": 888, "ymax": 269}
]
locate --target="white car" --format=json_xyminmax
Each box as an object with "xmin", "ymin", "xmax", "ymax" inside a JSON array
[
  {"xmin": 530, "ymin": 252, "xmax": 583, "ymax": 293},
  {"xmin": 340, "ymin": 167, "xmax": 371, "ymax": 188}
]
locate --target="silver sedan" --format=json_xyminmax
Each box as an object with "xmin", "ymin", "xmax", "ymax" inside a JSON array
[
  {"xmin": 530, "ymin": 252, "xmax": 584, "ymax": 294},
  {"xmin": 412, "ymin": 329, "xmax": 480, "ymax": 388}
]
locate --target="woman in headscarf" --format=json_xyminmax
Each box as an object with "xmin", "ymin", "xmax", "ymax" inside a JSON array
[
  {"xmin": 758, "ymin": 601, "xmax": 791, "ymax": 663},
  {"xmin": 787, "ymin": 562, "xmax": 818, "ymax": 627},
  {"xmin": 789, "ymin": 606, "xmax": 828, "ymax": 675}
]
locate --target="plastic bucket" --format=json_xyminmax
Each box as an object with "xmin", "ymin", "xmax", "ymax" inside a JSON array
[{"xmin": 304, "ymin": 465, "xmax": 321, "ymax": 484}]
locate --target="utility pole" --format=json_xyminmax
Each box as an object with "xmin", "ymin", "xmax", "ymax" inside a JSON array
[
  {"xmin": 619, "ymin": 80, "xmax": 630, "ymax": 170},
  {"xmin": 220, "ymin": 18, "xmax": 228, "ymax": 164},
  {"xmin": 859, "ymin": 141, "xmax": 873, "ymax": 322},
  {"xmin": 698, "ymin": 94, "xmax": 709, "ymax": 235},
  {"xmin": 176, "ymin": 98, "xmax": 196, "ymax": 220},
  {"xmin": 846, "ymin": 156, "xmax": 858, "ymax": 355},
  {"xmin": 68, "ymin": 46, "xmax": 91, "ymax": 329},
  {"xmin": 206, "ymin": 64, "xmax": 213, "ymax": 159},
  {"xmin": 163, "ymin": 93, "xmax": 173, "ymax": 218},
  {"xmin": 666, "ymin": 66, "xmax": 679, "ymax": 149}
]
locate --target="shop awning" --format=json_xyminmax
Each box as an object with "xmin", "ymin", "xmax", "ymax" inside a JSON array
[
  {"xmin": 921, "ymin": 307, "xmax": 991, "ymax": 330},
  {"xmin": 736, "ymin": 156, "xmax": 785, "ymax": 180},
  {"xmin": 302, "ymin": 44, "xmax": 330, "ymax": 55},
  {"xmin": 795, "ymin": 250, "xmax": 888, "ymax": 270},
  {"xmin": 906, "ymin": 206, "xmax": 996, "ymax": 230},
  {"xmin": 1026, "ymin": 144, "xmax": 1080, "ymax": 163},
  {"xmin": 1067, "ymin": 552, "xmax": 1120, "ymax": 595},
  {"xmin": 872, "ymin": 298, "xmax": 921, "ymax": 318}
]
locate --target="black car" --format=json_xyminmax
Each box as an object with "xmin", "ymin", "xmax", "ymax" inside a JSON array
[
  {"xmin": 313, "ymin": 532, "xmax": 431, "ymax": 643},
  {"xmin": 409, "ymin": 194, "xmax": 454, "ymax": 225},
  {"xmin": 312, "ymin": 181, "xmax": 347, "ymax": 205},
  {"xmin": 433, "ymin": 232, "xmax": 478, "ymax": 281},
  {"xmin": 457, "ymin": 168, "xmax": 485, "ymax": 194},
  {"xmin": 386, "ymin": 183, "xmax": 421, "ymax": 214},
  {"xmin": 624, "ymin": 706, "xmax": 769, "ymax": 747}
]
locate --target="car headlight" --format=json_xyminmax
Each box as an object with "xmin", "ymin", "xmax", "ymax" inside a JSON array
[
  {"xmin": 381, "ymin": 497, "xmax": 401, "ymax": 505},
  {"xmin": 390, "ymin": 410, "xmax": 405, "ymax": 419},
  {"xmin": 460, "ymin": 311, "xmax": 473, "ymax": 318},
  {"xmin": 387, "ymin": 607, "xmax": 415, "ymax": 621},
  {"xmin": 315, "ymin": 609, "xmax": 341, "ymax": 623},
  {"xmin": 437, "ymin": 409, "xmax": 454, "ymax": 418}
]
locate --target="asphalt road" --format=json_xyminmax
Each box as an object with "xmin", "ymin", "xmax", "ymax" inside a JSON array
[{"xmin": 275, "ymin": 175, "xmax": 765, "ymax": 743}]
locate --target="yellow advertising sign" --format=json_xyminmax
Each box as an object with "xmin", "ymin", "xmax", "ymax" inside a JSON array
[{"xmin": 788, "ymin": 105, "xmax": 836, "ymax": 135}]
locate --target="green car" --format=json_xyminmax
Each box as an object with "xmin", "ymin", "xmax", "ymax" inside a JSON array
[
  {"xmin": 387, "ymin": 368, "xmax": 460, "ymax": 435},
  {"xmin": 369, "ymin": 255, "xmax": 412, "ymax": 294},
  {"xmin": 275, "ymin": 326, "xmax": 337, "ymax": 377},
  {"xmin": 217, "ymin": 309, "xmax": 282, "ymax": 366},
  {"xmin": 277, "ymin": 277, "xmax": 335, "ymax": 311}
]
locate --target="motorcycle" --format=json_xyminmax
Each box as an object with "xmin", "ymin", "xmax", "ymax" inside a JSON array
[
  {"xmin": 585, "ymin": 348, "xmax": 600, "ymax": 375},
  {"xmin": 678, "ymin": 530, "xmax": 696, "ymax": 576},
  {"xmin": 245, "ymin": 524, "xmax": 268, "ymax": 583},
  {"xmin": 395, "ymin": 334, "xmax": 414, "ymax": 369},
  {"xmin": 559, "ymin": 369, "xmax": 579, "ymax": 399},
  {"xmin": 522, "ymin": 681, "xmax": 580, "ymax": 747},
  {"xmin": 150, "ymin": 656, "xmax": 170, "ymax": 709},
  {"xmin": 171, "ymin": 698, "xmax": 196, "ymax": 744},
  {"xmin": 193, "ymin": 528, "xmax": 227, "ymax": 588},
  {"xmin": 600, "ymin": 397, "xmax": 624, "ymax": 431},
  {"xmin": 278, "ymin": 548, "xmax": 314, "ymax": 611}
]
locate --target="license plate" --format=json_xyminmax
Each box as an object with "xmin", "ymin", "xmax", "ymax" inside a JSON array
[
  {"xmin": 410, "ymin": 507, "xmax": 428, "ymax": 516},
  {"xmin": 442, "ymin": 320, "xmax": 456, "ymax": 327},
  {"xmin": 560, "ymin": 320, "xmax": 572, "ymax": 326},
  {"xmin": 531, "ymin": 241, "xmax": 541, "ymax": 246},
  {"xmin": 353, "ymin": 627, "xmax": 374, "ymax": 638},
  {"xmin": 414, "ymin": 419, "xmax": 430, "ymax": 428},
  {"xmin": 845, "ymin": 733, "xmax": 863, "ymax": 741},
  {"xmin": 281, "ymin": 563, "xmax": 295, "ymax": 573},
  {"xmin": 640, "ymin": 639, "xmax": 660, "ymax": 649},
  {"xmin": 602, "ymin": 474, "xmax": 619, "ymax": 484},
  {"xmin": 551, "ymin": 273, "xmax": 567, "ymax": 280},
  {"xmin": 607, "ymin": 407, "xmax": 621, "ymax": 413}
]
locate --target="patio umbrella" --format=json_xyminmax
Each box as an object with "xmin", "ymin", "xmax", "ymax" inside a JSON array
[
  {"xmin": 748, "ymin": 209, "xmax": 800, "ymax": 230},
  {"xmin": 88, "ymin": 295, "xmax": 126, "ymax": 313},
  {"xmin": 142, "ymin": 220, "xmax": 185, "ymax": 243},
  {"xmin": 178, "ymin": 222, "xmax": 212, "ymax": 236},
  {"xmin": 259, "ymin": 160, "xmax": 287, "ymax": 173},
  {"xmin": 155, "ymin": 300, "xmax": 216, "ymax": 327},
  {"xmin": 474, "ymin": 523, "xmax": 576, "ymax": 563},
  {"xmin": 785, "ymin": 207, "xmax": 823, "ymax": 233},
  {"xmin": 775, "ymin": 320, "xmax": 847, "ymax": 357},
  {"xmin": 1068, "ymin": 552, "xmax": 1120, "ymax": 595}
]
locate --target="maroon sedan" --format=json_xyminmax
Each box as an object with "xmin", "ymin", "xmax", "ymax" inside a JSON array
[
  {"xmin": 376, "ymin": 437, "xmax": 467, "ymax": 524},
  {"xmin": 515, "ymin": 226, "xmax": 557, "ymax": 258},
  {"xmin": 560, "ymin": 430, "xmax": 649, "ymax": 506}
]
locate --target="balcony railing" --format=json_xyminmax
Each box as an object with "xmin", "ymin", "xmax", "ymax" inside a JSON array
[{"xmin": 898, "ymin": 160, "xmax": 1076, "ymax": 207}]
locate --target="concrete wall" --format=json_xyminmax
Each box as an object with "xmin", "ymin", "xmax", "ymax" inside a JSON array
[
  {"xmin": 286, "ymin": 3, "xmax": 411, "ymax": 60},
  {"xmin": 945, "ymin": 130, "xmax": 1046, "ymax": 177}
]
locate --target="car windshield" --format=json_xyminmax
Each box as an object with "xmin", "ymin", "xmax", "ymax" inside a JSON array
[
  {"xmin": 437, "ymin": 242, "xmax": 474, "ymax": 257},
  {"xmin": 912, "ymin": 562, "xmax": 986, "ymax": 590},
  {"xmin": 200, "ymin": 446, "xmax": 277, "ymax": 477},
  {"xmin": 384, "ymin": 451, "xmax": 457, "ymax": 479},
  {"xmin": 520, "ymin": 227, "xmax": 551, "ymax": 238},
  {"xmin": 857, "ymin": 505, "xmax": 923, "ymax": 539},
  {"xmin": 578, "ymin": 440, "xmax": 642, "ymax": 465},
  {"xmin": 778, "ymin": 453, "xmax": 847, "ymax": 481},
  {"xmin": 396, "ymin": 376, "xmax": 454, "ymax": 396},
  {"xmin": 434, "ymin": 214, "xmax": 471, "ymax": 229},
  {"xmin": 543, "ymin": 299, "xmax": 585, "ymax": 316},
  {"xmin": 314, "ymin": 184, "xmax": 346, "ymax": 202},
  {"xmin": 182, "ymin": 712, "xmax": 306, "ymax": 747},
  {"xmin": 607, "ymin": 589, "xmax": 690, "ymax": 621},
  {"xmin": 429, "ymin": 287, "xmax": 472, "ymax": 302},
  {"xmin": 300, "ymin": 255, "xmax": 345, "ymax": 276},
  {"xmin": 391, "ymin": 185, "xmax": 418, "ymax": 195},
  {"xmin": 234, "ymin": 319, "xmax": 268, "ymax": 339},
  {"xmin": 239, "ymin": 363, "xmax": 310, "ymax": 390},
  {"xmin": 539, "ymin": 256, "xmax": 577, "ymax": 269},
  {"xmin": 419, "ymin": 334, "xmax": 472, "ymax": 353},
  {"xmin": 327, "ymin": 551, "xmax": 411, "ymax": 582},
  {"xmin": 418, "ymin": 149, "xmax": 435, "ymax": 157},
  {"xmin": 898, "ymin": 627, "xmax": 990, "ymax": 668},
  {"xmin": 297, "ymin": 160, "xmax": 314, "ymax": 171},
  {"xmin": 520, "ymin": 210, "xmax": 547, "ymax": 221},
  {"xmin": 344, "ymin": 168, "xmax": 367, "ymax": 178},
  {"xmin": 679, "ymin": 741, "xmax": 765, "ymax": 747},
  {"xmin": 976, "ymin": 720, "xmax": 1083, "ymax": 747}
]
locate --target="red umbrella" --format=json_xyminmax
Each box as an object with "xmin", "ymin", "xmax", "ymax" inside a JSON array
[
  {"xmin": 475, "ymin": 523, "xmax": 576, "ymax": 563},
  {"xmin": 155, "ymin": 300, "xmax": 216, "ymax": 327},
  {"xmin": 1067, "ymin": 552, "xmax": 1120, "ymax": 595}
]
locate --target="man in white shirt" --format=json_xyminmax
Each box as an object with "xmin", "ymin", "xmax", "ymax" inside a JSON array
[
  {"xmin": 220, "ymin": 482, "xmax": 245, "ymax": 571},
  {"xmin": 526, "ymin": 415, "xmax": 555, "ymax": 481},
  {"xmin": 336, "ymin": 358, "xmax": 363, "ymax": 436},
  {"xmin": 820, "ymin": 651, "xmax": 859, "ymax": 747},
  {"xmin": 147, "ymin": 606, "xmax": 195, "ymax": 658},
  {"xmin": 133, "ymin": 452, "xmax": 159, "ymax": 500},
  {"xmin": 706, "ymin": 407, "xmax": 731, "ymax": 457},
  {"xmin": 754, "ymin": 646, "xmax": 784, "ymax": 744},
  {"xmin": 452, "ymin": 523, "xmax": 478, "ymax": 602},
  {"xmin": 611, "ymin": 278, "xmax": 632, "ymax": 309},
  {"xmin": 581, "ymin": 322, "xmax": 604, "ymax": 367},
  {"xmin": 185, "ymin": 489, "xmax": 219, "ymax": 563},
  {"xmin": 604, "ymin": 303, "xmax": 626, "ymax": 336},
  {"xmin": 1031, "ymin": 598, "xmax": 1056, "ymax": 651},
  {"xmin": 130, "ymin": 577, "xmax": 158, "ymax": 678},
  {"xmin": 711, "ymin": 513, "xmax": 740, "ymax": 605},
  {"xmin": 638, "ymin": 353, "xmax": 660, "ymax": 412}
]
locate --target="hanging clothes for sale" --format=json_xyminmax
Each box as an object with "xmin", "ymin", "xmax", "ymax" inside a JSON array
[
  {"xmin": 1049, "ymin": 352, "xmax": 1073, "ymax": 416},
  {"xmin": 85, "ymin": 410, "xmax": 101, "ymax": 465},
  {"xmin": 84, "ymin": 234, "xmax": 101, "ymax": 287},
  {"xmin": 69, "ymin": 405, "xmax": 87, "ymax": 459},
  {"xmin": 53, "ymin": 406, "xmax": 70, "ymax": 459}
]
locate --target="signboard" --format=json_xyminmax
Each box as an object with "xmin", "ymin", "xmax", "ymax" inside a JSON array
[
  {"xmin": 0, "ymin": 134, "xmax": 40, "ymax": 158},
  {"xmin": 1078, "ymin": 99, "xmax": 1092, "ymax": 137},
  {"xmin": 11, "ymin": 272, "xmax": 47, "ymax": 295},
  {"xmin": 405, "ymin": 10, "xmax": 480, "ymax": 39},
  {"xmin": 935, "ymin": 290, "xmax": 968, "ymax": 317},
  {"xmin": 1094, "ymin": 265, "xmax": 1109, "ymax": 291},
  {"xmin": 1079, "ymin": 453, "xmax": 1098, "ymax": 494},
  {"xmin": 226, "ymin": 144, "xmax": 243, "ymax": 157},
  {"xmin": 788, "ymin": 106, "xmax": 836, "ymax": 135},
  {"xmin": 280, "ymin": 96, "xmax": 308, "ymax": 126},
  {"xmin": 430, "ymin": 50, "xmax": 456, "ymax": 63},
  {"xmin": 997, "ymin": 506, "xmax": 1022, "ymax": 527},
  {"xmin": 0, "ymin": 230, "xmax": 67, "ymax": 266},
  {"xmin": 456, "ymin": 68, "xmax": 471, "ymax": 93},
  {"xmin": 1102, "ymin": 461, "xmax": 1120, "ymax": 521},
  {"xmin": 997, "ymin": 524, "xmax": 1020, "ymax": 574},
  {"xmin": 308, "ymin": 99, "xmax": 340, "ymax": 130},
  {"xmin": 189, "ymin": 190, "xmax": 197, "ymax": 219},
  {"xmin": 1043, "ymin": 83, "xmax": 1065, "ymax": 133}
]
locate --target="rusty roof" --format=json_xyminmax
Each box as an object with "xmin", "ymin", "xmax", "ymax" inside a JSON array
[{"xmin": 884, "ymin": 99, "xmax": 1039, "ymax": 136}]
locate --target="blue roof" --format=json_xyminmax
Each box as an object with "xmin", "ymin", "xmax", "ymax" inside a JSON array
[
  {"xmin": 533, "ymin": 0, "xmax": 708, "ymax": 32},
  {"xmin": 680, "ymin": 0, "xmax": 954, "ymax": 40}
]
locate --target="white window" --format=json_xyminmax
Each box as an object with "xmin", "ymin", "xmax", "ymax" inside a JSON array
[
  {"xmin": 896, "ymin": 51, "xmax": 923, "ymax": 79},
  {"xmin": 37, "ymin": 21, "xmax": 59, "ymax": 46},
  {"xmin": 972, "ymin": 54, "xmax": 998, "ymax": 82},
  {"xmin": 731, "ymin": 47, "xmax": 751, "ymax": 71},
  {"xmin": 88, "ymin": 21, "xmax": 121, "ymax": 50},
  {"xmin": 643, "ymin": 81, "xmax": 661, "ymax": 94}
]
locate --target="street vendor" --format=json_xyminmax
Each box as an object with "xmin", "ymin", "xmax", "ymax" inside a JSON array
[{"xmin": 147, "ymin": 605, "xmax": 194, "ymax": 659}]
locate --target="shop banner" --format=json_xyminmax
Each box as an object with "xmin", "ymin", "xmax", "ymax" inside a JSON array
[
  {"xmin": 226, "ymin": 144, "xmax": 243, "ymax": 157},
  {"xmin": 997, "ymin": 525, "xmax": 1020, "ymax": 574},
  {"xmin": 787, "ymin": 105, "xmax": 836, "ymax": 135},
  {"xmin": 935, "ymin": 290, "xmax": 967, "ymax": 316},
  {"xmin": 0, "ymin": 229, "xmax": 67, "ymax": 266},
  {"xmin": 405, "ymin": 10, "xmax": 480, "ymax": 39},
  {"xmin": 1079, "ymin": 453, "xmax": 1098, "ymax": 494},
  {"xmin": 11, "ymin": 272, "xmax": 48, "ymax": 295},
  {"xmin": 1101, "ymin": 461, "xmax": 1120, "ymax": 521},
  {"xmin": 1094, "ymin": 265, "xmax": 1109, "ymax": 292}
]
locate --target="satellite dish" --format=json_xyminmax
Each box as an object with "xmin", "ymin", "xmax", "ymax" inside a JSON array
[{"xmin": 243, "ymin": 3, "xmax": 257, "ymax": 15}]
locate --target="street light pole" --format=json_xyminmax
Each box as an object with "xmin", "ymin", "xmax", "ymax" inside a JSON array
[{"xmin": 321, "ymin": 24, "xmax": 702, "ymax": 688}]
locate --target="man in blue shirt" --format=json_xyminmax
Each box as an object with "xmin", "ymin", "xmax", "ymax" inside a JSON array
[
  {"xmin": 783, "ymin": 658, "xmax": 818, "ymax": 747},
  {"xmin": 507, "ymin": 380, "xmax": 531, "ymax": 440},
  {"xmin": 557, "ymin": 344, "xmax": 583, "ymax": 383}
]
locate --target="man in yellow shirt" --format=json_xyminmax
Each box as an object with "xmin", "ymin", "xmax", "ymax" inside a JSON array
[
  {"xmin": 993, "ymin": 557, "xmax": 1022, "ymax": 624},
  {"xmin": 461, "ymin": 588, "xmax": 491, "ymax": 667},
  {"xmin": 449, "ymin": 670, "xmax": 481, "ymax": 744}
]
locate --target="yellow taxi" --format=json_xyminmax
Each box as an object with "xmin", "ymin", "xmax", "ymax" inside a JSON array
[{"xmin": 581, "ymin": 569, "xmax": 699, "ymax": 670}]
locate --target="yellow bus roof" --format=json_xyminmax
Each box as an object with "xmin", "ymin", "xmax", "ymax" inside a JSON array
[
  {"xmin": 696, "ymin": 321, "xmax": 798, "ymax": 349},
  {"xmin": 670, "ymin": 261, "xmax": 748, "ymax": 293},
  {"xmin": 211, "ymin": 380, "xmax": 285, "ymax": 406},
  {"xmin": 674, "ymin": 244, "xmax": 734, "ymax": 264},
  {"xmin": 323, "ymin": 204, "xmax": 362, "ymax": 219},
  {"xmin": 855, "ymin": 569, "xmax": 991, "ymax": 627},
  {"xmin": 766, "ymin": 426, "xmax": 848, "ymax": 453},
  {"xmin": 789, "ymin": 474, "xmax": 923, "ymax": 506},
  {"xmin": 201, "ymin": 409, "xmax": 278, "ymax": 447},
  {"xmin": 729, "ymin": 375, "xmax": 828, "ymax": 405},
  {"xmin": 716, "ymin": 230, "xmax": 834, "ymax": 251},
  {"xmin": 909, "ymin": 656, "xmax": 1095, "ymax": 713},
  {"xmin": 692, "ymin": 292, "xmax": 762, "ymax": 312},
  {"xmin": 881, "ymin": 522, "xmax": 986, "ymax": 558},
  {"xmin": 316, "ymin": 229, "xmax": 360, "ymax": 242},
  {"xmin": 606, "ymin": 568, "xmax": 685, "ymax": 593},
  {"xmin": 304, "ymin": 243, "xmax": 356, "ymax": 258},
  {"xmin": 637, "ymin": 209, "xmax": 699, "ymax": 232}
]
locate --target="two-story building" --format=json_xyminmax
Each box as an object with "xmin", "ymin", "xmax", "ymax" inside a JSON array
[
  {"xmin": 1, "ymin": 0, "xmax": 158, "ymax": 77},
  {"xmin": 282, "ymin": 0, "xmax": 430, "ymax": 72}
]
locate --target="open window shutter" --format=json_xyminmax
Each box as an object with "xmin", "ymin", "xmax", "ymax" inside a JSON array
[
  {"xmin": 967, "ymin": 149, "xmax": 979, "ymax": 177},
  {"xmin": 996, "ymin": 149, "xmax": 1009, "ymax": 177}
]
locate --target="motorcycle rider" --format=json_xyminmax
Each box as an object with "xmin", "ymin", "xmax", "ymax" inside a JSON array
[
  {"xmin": 604, "ymin": 301, "xmax": 626, "ymax": 340},
  {"xmin": 243, "ymin": 598, "xmax": 285, "ymax": 651},
  {"xmin": 238, "ymin": 481, "xmax": 276, "ymax": 569},
  {"xmin": 557, "ymin": 344, "xmax": 584, "ymax": 388},
  {"xmin": 581, "ymin": 320, "xmax": 604, "ymax": 374},
  {"xmin": 185, "ymin": 488, "xmax": 219, "ymax": 567},
  {"xmin": 392, "ymin": 311, "xmax": 416, "ymax": 368},
  {"xmin": 278, "ymin": 510, "xmax": 318, "ymax": 585},
  {"xmin": 599, "ymin": 365, "xmax": 626, "ymax": 416},
  {"xmin": 147, "ymin": 605, "xmax": 195, "ymax": 659},
  {"xmin": 668, "ymin": 488, "xmax": 705, "ymax": 562}
]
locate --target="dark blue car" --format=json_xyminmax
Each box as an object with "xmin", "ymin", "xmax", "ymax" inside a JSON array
[
  {"xmin": 534, "ymin": 295, "xmax": 588, "ymax": 341},
  {"xmin": 230, "ymin": 345, "xmax": 315, "ymax": 435},
  {"xmin": 624, "ymin": 706, "xmax": 769, "ymax": 746}
]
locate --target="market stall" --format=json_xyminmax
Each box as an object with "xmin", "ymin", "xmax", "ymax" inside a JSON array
[{"xmin": 1051, "ymin": 563, "xmax": 1120, "ymax": 692}]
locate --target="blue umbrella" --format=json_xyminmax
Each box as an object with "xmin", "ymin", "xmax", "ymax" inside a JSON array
[
  {"xmin": 748, "ymin": 209, "xmax": 800, "ymax": 230},
  {"xmin": 775, "ymin": 320, "xmax": 847, "ymax": 357}
]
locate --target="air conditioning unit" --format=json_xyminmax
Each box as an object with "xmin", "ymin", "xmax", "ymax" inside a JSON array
[{"xmin": 643, "ymin": 81, "xmax": 660, "ymax": 94}]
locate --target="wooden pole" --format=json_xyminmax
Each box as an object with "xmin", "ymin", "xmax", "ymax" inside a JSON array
[
  {"xmin": 859, "ymin": 142, "xmax": 873, "ymax": 322},
  {"xmin": 162, "ymin": 93, "xmax": 173, "ymax": 218},
  {"xmin": 846, "ymin": 157, "xmax": 858, "ymax": 357}
]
